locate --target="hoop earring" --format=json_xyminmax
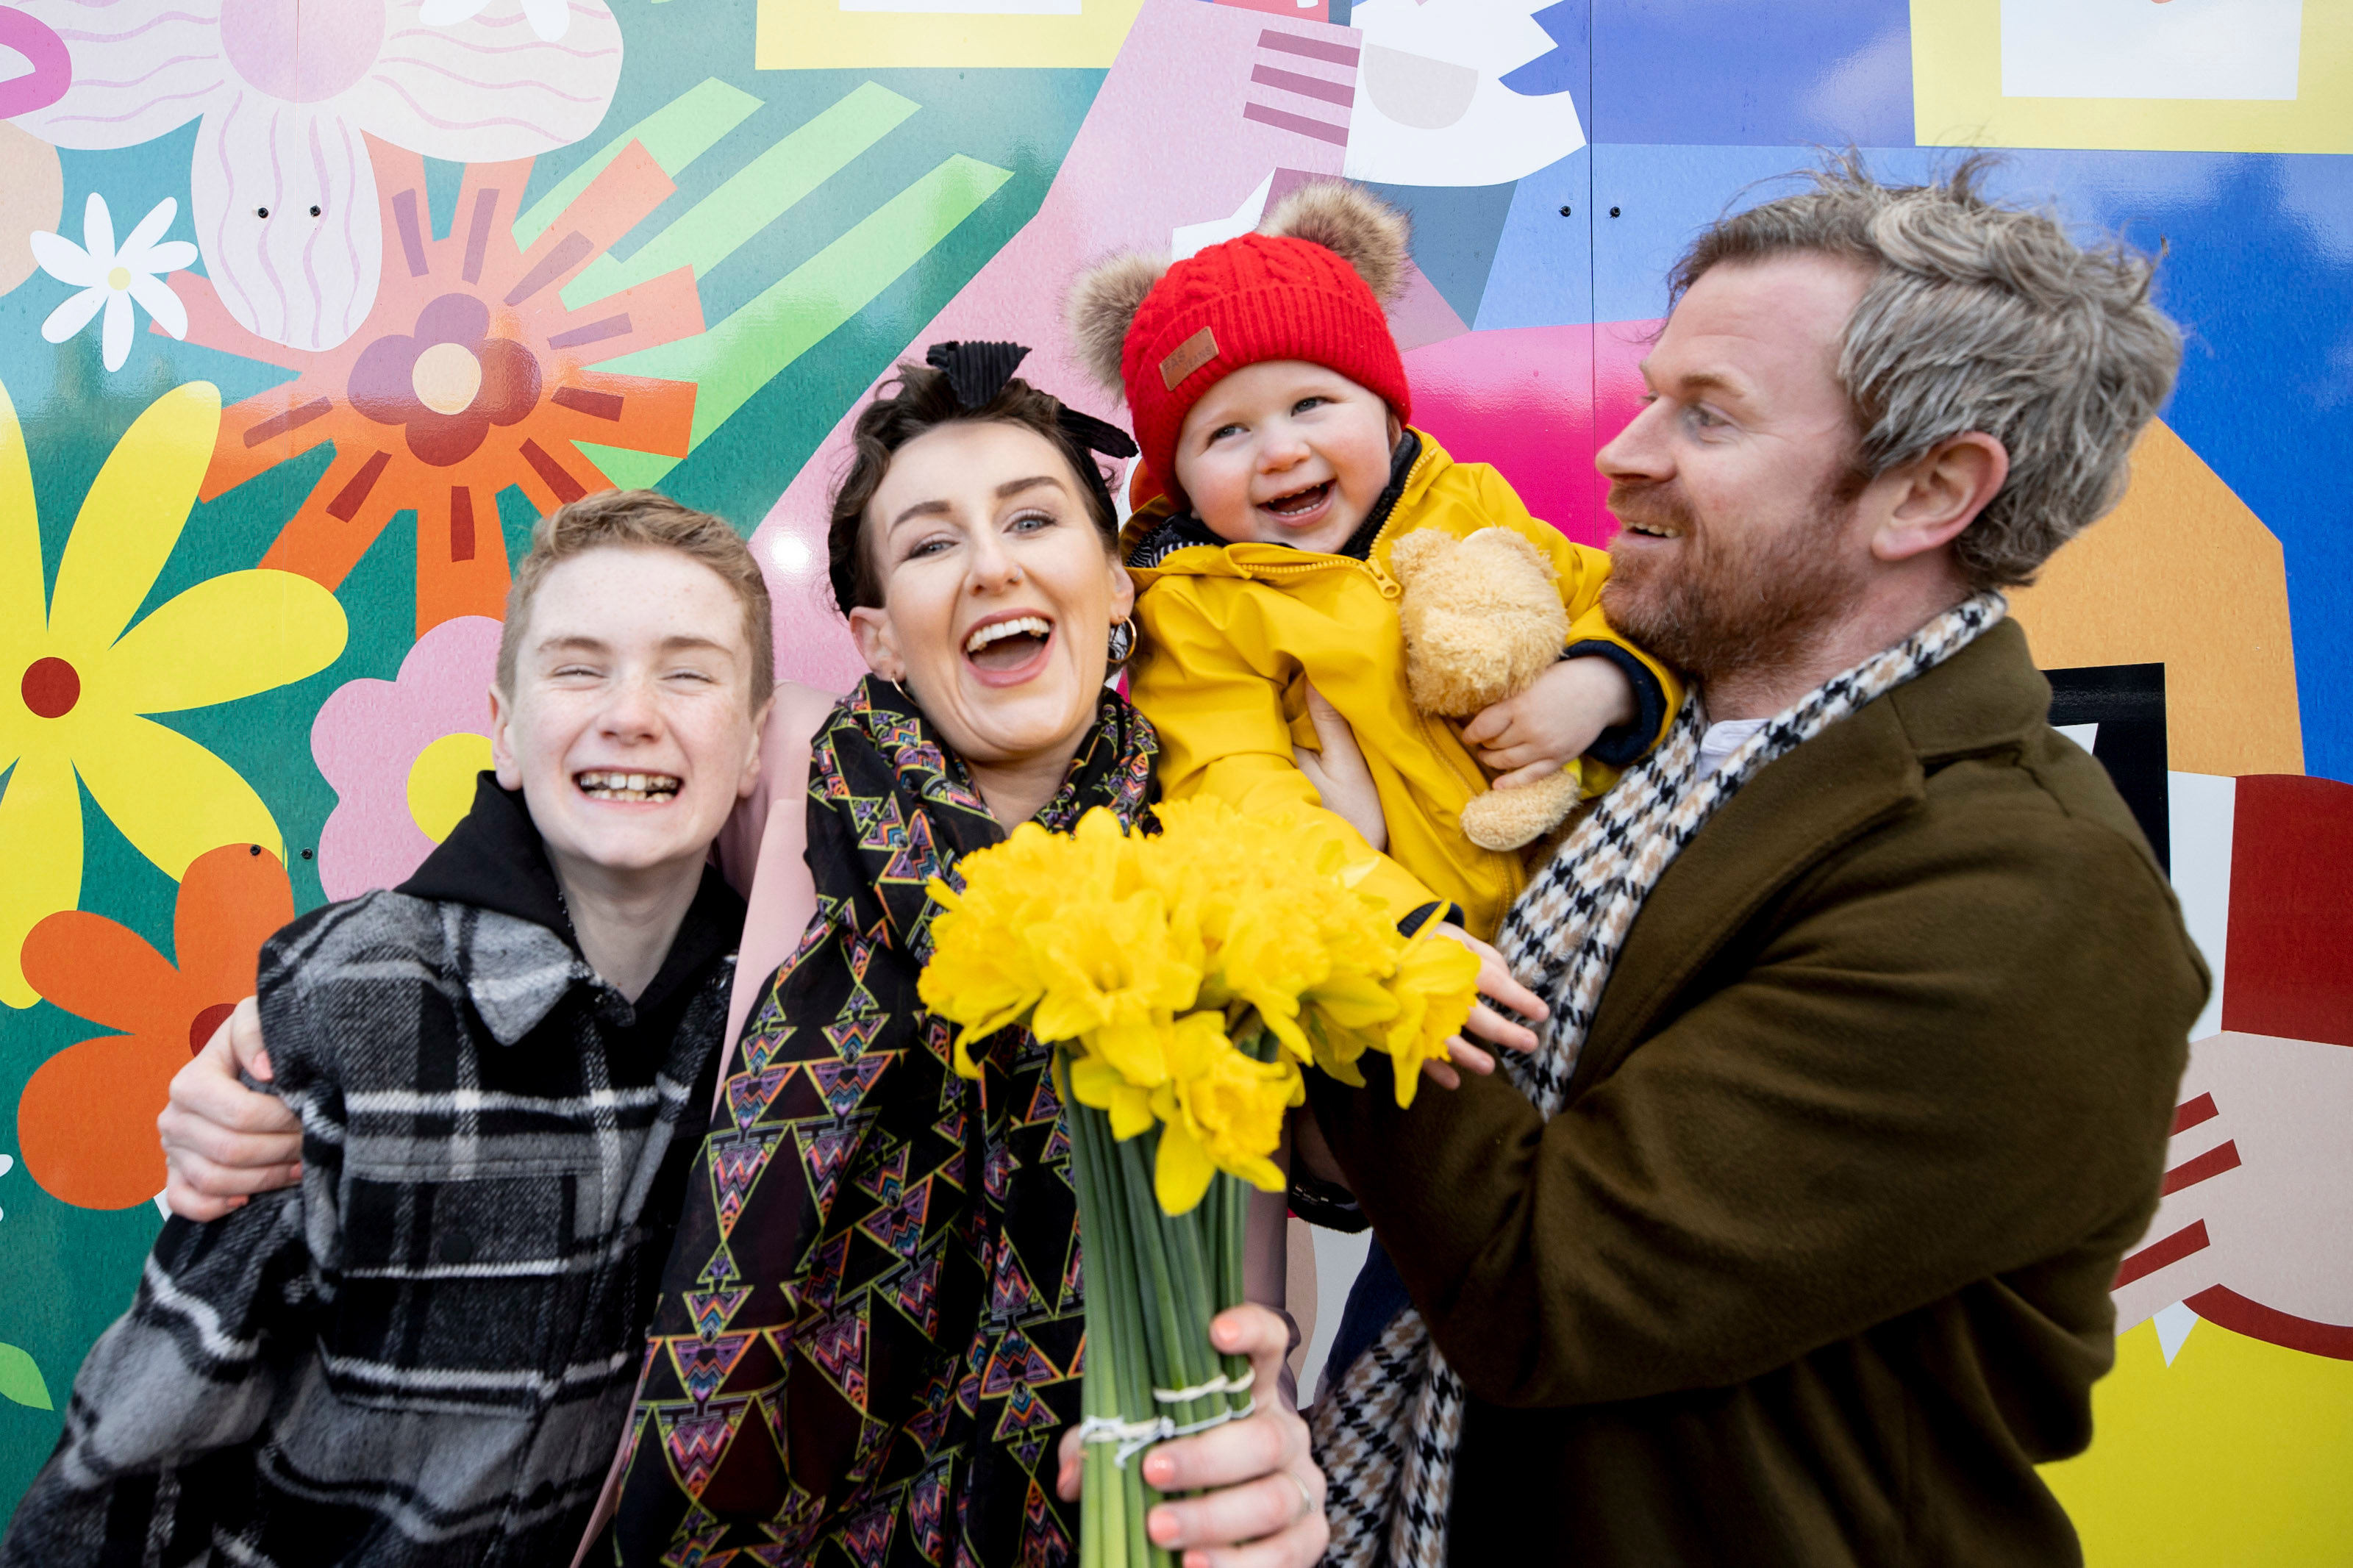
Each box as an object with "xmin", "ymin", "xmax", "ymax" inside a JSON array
[{"xmin": 1107, "ymin": 618, "xmax": 1135, "ymax": 666}]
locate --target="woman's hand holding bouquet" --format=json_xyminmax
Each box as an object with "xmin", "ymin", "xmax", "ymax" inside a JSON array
[{"xmin": 919, "ymin": 798, "xmax": 1479, "ymax": 1566}]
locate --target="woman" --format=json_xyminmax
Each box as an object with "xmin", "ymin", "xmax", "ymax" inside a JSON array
[{"xmin": 159, "ymin": 343, "xmax": 1329, "ymax": 1567}]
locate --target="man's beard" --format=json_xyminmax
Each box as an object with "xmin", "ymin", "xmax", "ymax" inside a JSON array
[{"xmin": 1599, "ymin": 476, "xmax": 1868, "ymax": 694}]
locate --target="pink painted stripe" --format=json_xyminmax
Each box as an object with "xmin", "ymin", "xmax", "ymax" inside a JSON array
[
  {"xmin": 371, "ymin": 54, "xmax": 607, "ymax": 103},
  {"xmin": 1251, "ymin": 64, "xmax": 1353, "ymax": 107},
  {"xmin": 38, "ymin": 80, "xmax": 216, "ymax": 126},
  {"xmin": 1259, "ymin": 30, "xmax": 1359, "ymax": 66},
  {"xmin": 52, "ymin": 11, "xmax": 214, "ymax": 44},
  {"xmin": 382, "ymin": 25, "xmax": 621, "ymax": 60},
  {"xmin": 392, "ymin": 187, "xmax": 430, "ymax": 278},
  {"xmin": 506, "ymin": 232, "xmax": 592, "ymax": 306},
  {"xmin": 463, "ymin": 187, "xmax": 500, "ymax": 284},
  {"xmin": 243, "ymin": 396, "xmax": 334, "ymax": 447},
  {"xmin": 1243, "ymin": 101, "xmax": 1349, "ymax": 146},
  {"xmin": 368, "ymin": 72, "xmax": 580, "ymax": 136}
]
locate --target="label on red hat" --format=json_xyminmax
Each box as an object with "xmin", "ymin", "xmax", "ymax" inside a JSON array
[{"xmin": 1159, "ymin": 326, "xmax": 1219, "ymax": 392}]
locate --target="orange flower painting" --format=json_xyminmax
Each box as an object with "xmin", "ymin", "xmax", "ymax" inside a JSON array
[
  {"xmin": 17, "ymin": 844, "xmax": 294, "ymax": 1210},
  {"xmin": 175, "ymin": 136, "xmax": 703, "ymax": 635}
]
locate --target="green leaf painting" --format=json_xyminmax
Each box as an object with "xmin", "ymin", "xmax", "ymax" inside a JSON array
[{"xmin": 0, "ymin": 1347, "xmax": 51, "ymax": 1414}]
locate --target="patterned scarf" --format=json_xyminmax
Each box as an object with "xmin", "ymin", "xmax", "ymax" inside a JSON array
[
  {"xmin": 612, "ymin": 675, "xmax": 1157, "ymax": 1568},
  {"xmin": 1311, "ymin": 593, "xmax": 2007, "ymax": 1568}
]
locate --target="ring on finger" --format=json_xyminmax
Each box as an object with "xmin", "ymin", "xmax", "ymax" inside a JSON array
[{"xmin": 1285, "ymin": 1469, "xmax": 1315, "ymax": 1523}]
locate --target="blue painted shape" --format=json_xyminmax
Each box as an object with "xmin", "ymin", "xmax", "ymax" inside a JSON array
[
  {"xmin": 1362, "ymin": 178, "xmax": 1521, "ymax": 330},
  {"xmin": 424, "ymin": 157, "xmax": 465, "ymax": 243},
  {"xmin": 1588, "ymin": 142, "xmax": 2353, "ymax": 780},
  {"xmin": 1589, "ymin": 0, "xmax": 1913, "ymax": 148},
  {"xmin": 1587, "ymin": 143, "xmax": 1940, "ymax": 322},
  {"xmin": 1474, "ymin": 146, "xmax": 1593, "ymax": 330},
  {"xmin": 1501, "ymin": 0, "xmax": 1587, "ymax": 100}
]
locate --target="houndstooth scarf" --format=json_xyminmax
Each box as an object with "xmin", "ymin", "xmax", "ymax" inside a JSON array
[{"xmin": 1311, "ymin": 592, "xmax": 2007, "ymax": 1567}]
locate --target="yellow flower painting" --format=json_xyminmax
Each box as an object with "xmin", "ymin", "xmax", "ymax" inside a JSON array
[{"xmin": 0, "ymin": 379, "xmax": 347, "ymax": 1007}]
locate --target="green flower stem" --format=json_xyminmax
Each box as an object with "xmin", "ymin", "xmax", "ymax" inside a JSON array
[
  {"xmin": 1162, "ymin": 1193, "xmax": 1226, "ymax": 1437},
  {"xmin": 1060, "ymin": 1053, "xmax": 1167, "ymax": 1567},
  {"xmin": 1116, "ymin": 1134, "xmax": 1227, "ymax": 1458}
]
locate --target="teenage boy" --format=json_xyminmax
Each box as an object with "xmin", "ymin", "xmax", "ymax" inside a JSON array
[{"xmin": 3, "ymin": 490, "xmax": 774, "ymax": 1567}]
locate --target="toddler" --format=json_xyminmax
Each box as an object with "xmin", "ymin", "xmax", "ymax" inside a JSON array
[{"xmin": 1068, "ymin": 183, "xmax": 1680, "ymax": 940}]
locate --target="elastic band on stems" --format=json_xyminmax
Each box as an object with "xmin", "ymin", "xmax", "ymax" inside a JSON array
[
  {"xmin": 1152, "ymin": 1367, "xmax": 1254, "ymax": 1404},
  {"xmin": 1077, "ymin": 1413, "xmax": 1176, "ymax": 1467},
  {"xmin": 1077, "ymin": 1398, "xmax": 1260, "ymax": 1468}
]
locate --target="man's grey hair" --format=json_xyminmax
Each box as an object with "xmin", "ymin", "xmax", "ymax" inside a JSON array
[{"xmin": 1668, "ymin": 153, "xmax": 2182, "ymax": 590}]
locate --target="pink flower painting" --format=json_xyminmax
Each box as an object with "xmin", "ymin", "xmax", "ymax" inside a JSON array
[{"xmin": 312, "ymin": 614, "xmax": 501, "ymax": 899}]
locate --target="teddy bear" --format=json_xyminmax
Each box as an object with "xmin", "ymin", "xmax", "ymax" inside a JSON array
[{"xmin": 1388, "ymin": 526, "xmax": 1584, "ymax": 851}]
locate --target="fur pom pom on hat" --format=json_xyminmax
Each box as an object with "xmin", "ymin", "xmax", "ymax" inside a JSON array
[{"xmin": 1065, "ymin": 180, "xmax": 1413, "ymax": 502}]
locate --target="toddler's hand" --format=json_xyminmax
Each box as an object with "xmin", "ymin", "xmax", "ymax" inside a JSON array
[
  {"xmin": 1461, "ymin": 656, "xmax": 1637, "ymax": 789},
  {"xmin": 1418, "ymin": 924, "xmax": 1549, "ymax": 1090}
]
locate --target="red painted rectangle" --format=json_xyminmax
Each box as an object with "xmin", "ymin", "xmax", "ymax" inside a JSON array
[
  {"xmin": 2223, "ymin": 774, "xmax": 2353, "ymax": 1048},
  {"xmin": 2160, "ymin": 1139, "xmax": 2241, "ymax": 1196},
  {"xmin": 2114, "ymin": 1219, "xmax": 2210, "ymax": 1290}
]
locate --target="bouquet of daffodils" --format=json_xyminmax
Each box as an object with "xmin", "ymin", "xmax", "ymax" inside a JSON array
[{"xmin": 920, "ymin": 797, "xmax": 1480, "ymax": 1565}]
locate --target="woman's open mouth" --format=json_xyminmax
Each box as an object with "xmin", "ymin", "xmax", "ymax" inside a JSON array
[
  {"xmin": 1258, "ymin": 479, "xmax": 1333, "ymax": 526},
  {"xmin": 576, "ymin": 770, "xmax": 681, "ymax": 803},
  {"xmin": 963, "ymin": 612, "xmax": 1055, "ymax": 685}
]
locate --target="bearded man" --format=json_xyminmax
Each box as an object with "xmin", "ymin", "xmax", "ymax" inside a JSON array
[{"xmin": 1301, "ymin": 157, "xmax": 2209, "ymax": 1567}]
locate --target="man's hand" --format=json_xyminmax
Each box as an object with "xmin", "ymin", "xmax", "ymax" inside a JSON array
[
  {"xmin": 160, "ymin": 998, "xmax": 301, "ymax": 1221},
  {"xmin": 1057, "ymin": 1303, "xmax": 1329, "ymax": 1568},
  {"xmin": 1461, "ymin": 655, "xmax": 1637, "ymax": 789},
  {"xmin": 1413, "ymin": 923, "xmax": 1547, "ymax": 1089}
]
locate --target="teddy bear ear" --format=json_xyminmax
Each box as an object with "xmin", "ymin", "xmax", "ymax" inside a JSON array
[
  {"xmin": 1065, "ymin": 251, "xmax": 1169, "ymax": 397},
  {"xmin": 1260, "ymin": 180, "xmax": 1412, "ymax": 307},
  {"xmin": 1471, "ymin": 526, "xmax": 1557, "ymax": 579},
  {"xmin": 1387, "ymin": 528, "xmax": 1451, "ymax": 585}
]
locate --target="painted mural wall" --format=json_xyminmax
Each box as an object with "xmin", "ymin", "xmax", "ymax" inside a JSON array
[{"xmin": 0, "ymin": 0, "xmax": 2346, "ymax": 1557}]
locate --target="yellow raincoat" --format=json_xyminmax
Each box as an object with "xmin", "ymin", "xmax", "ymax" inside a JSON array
[{"xmin": 1124, "ymin": 430, "xmax": 1681, "ymax": 940}]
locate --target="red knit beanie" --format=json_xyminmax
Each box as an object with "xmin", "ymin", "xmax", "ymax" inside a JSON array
[{"xmin": 1119, "ymin": 229, "xmax": 1410, "ymax": 504}]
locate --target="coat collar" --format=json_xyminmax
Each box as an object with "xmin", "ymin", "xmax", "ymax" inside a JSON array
[
  {"xmin": 1573, "ymin": 617, "xmax": 2052, "ymax": 1092},
  {"xmin": 398, "ymin": 773, "xmax": 744, "ymax": 1044}
]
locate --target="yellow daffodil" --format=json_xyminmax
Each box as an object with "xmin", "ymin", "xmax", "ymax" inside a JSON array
[
  {"xmin": 1149, "ymin": 1018, "xmax": 1298, "ymax": 1212},
  {"xmin": 1028, "ymin": 889, "xmax": 1200, "ymax": 1055},
  {"xmin": 1378, "ymin": 926, "xmax": 1484, "ymax": 1107},
  {"xmin": 921, "ymin": 877, "xmax": 1045, "ymax": 1071},
  {"xmin": 0, "ymin": 379, "xmax": 346, "ymax": 1007},
  {"xmin": 1068, "ymin": 1051, "xmax": 1157, "ymax": 1139}
]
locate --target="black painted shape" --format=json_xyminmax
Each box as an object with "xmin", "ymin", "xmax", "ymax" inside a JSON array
[{"xmin": 2046, "ymin": 662, "xmax": 2169, "ymax": 874}]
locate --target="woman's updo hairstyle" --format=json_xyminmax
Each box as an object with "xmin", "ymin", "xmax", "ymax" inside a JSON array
[{"xmin": 827, "ymin": 341, "xmax": 1137, "ymax": 617}]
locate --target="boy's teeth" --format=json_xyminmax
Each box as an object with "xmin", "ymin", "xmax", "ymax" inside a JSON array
[
  {"xmin": 577, "ymin": 770, "xmax": 682, "ymax": 801},
  {"xmin": 965, "ymin": 615, "xmax": 1051, "ymax": 654}
]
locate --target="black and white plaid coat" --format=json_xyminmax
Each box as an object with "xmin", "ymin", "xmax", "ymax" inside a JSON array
[{"xmin": 2, "ymin": 781, "xmax": 739, "ymax": 1568}]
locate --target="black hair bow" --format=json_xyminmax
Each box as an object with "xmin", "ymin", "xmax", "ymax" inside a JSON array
[{"xmin": 924, "ymin": 340, "xmax": 1140, "ymax": 518}]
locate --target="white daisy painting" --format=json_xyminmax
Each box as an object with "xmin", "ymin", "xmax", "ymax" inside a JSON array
[{"xmin": 29, "ymin": 194, "xmax": 197, "ymax": 373}]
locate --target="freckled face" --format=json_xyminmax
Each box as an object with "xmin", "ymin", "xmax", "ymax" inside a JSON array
[
  {"xmin": 490, "ymin": 547, "xmax": 764, "ymax": 889},
  {"xmin": 1171, "ymin": 359, "xmax": 1399, "ymax": 554},
  {"xmin": 848, "ymin": 420, "xmax": 1132, "ymax": 773}
]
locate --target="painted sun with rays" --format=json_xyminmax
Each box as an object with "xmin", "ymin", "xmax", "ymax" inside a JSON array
[{"xmin": 176, "ymin": 136, "xmax": 703, "ymax": 633}]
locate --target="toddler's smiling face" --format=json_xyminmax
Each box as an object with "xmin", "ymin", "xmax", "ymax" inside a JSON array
[{"xmin": 1171, "ymin": 359, "xmax": 1399, "ymax": 556}]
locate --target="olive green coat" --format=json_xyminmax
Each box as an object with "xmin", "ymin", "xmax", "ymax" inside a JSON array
[{"xmin": 1310, "ymin": 618, "xmax": 2207, "ymax": 1566}]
